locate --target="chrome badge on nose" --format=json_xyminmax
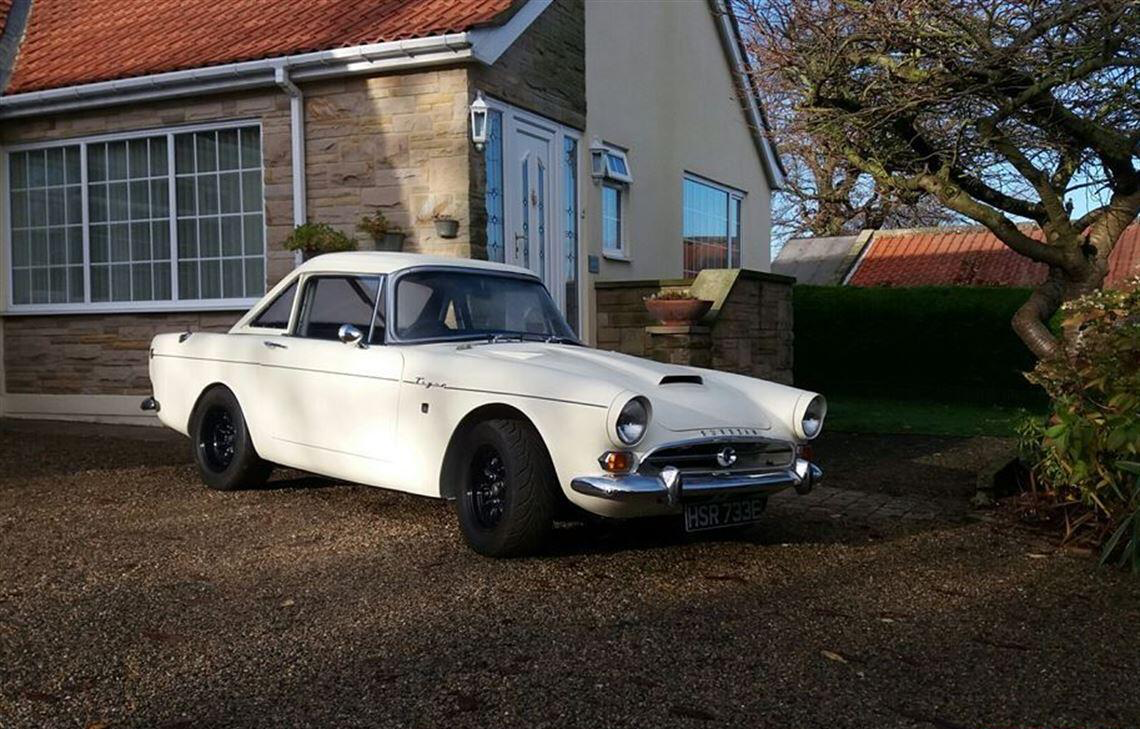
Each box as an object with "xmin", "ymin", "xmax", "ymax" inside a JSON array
[{"xmin": 716, "ymin": 446, "xmax": 738, "ymax": 468}]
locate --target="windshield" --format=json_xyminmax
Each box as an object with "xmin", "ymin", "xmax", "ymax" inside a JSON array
[{"xmin": 394, "ymin": 269, "xmax": 577, "ymax": 343}]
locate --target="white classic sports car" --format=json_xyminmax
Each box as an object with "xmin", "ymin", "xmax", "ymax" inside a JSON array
[{"xmin": 145, "ymin": 252, "xmax": 825, "ymax": 556}]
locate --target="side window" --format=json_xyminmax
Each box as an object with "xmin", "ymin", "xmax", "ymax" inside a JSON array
[
  {"xmin": 297, "ymin": 275, "xmax": 385, "ymax": 343},
  {"xmin": 251, "ymin": 281, "xmax": 298, "ymax": 329}
]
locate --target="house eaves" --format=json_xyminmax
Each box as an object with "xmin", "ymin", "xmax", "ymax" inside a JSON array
[{"xmin": 0, "ymin": 0, "xmax": 552, "ymax": 119}]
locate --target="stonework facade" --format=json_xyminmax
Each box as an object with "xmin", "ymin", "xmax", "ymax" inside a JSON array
[{"xmin": 595, "ymin": 270, "xmax": 795, "ymax": 385}]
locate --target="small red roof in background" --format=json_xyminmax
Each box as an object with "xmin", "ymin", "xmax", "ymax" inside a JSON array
[
  {"xmin": 848, "ymin": 223, "xmax": 1140, "ymax": 289},
  {"xmin": 4, "ymin": 0, "xmax": 516, "ymax": 94}
]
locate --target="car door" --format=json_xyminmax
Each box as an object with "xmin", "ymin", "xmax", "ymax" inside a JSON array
[{"xmin": 256, "ymin": 273, "xmax": 404, "ymax": 483}]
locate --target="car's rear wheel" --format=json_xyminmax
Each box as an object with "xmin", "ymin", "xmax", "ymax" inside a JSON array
[
  {"xmin": 455, "ymin": 418, "xmax": 557, "ymax": 557},
  {"xmin": 189, "ymin": 386, "xmax": 272, "ymax": 491}
]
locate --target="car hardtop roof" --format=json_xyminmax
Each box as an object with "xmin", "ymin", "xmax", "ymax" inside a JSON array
[{"xmin": 295, "ymin": 251, "xmax": 538, "ymax": 278}]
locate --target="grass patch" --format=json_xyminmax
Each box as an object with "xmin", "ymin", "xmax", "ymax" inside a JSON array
[{"xmin": 824, "ymin": 396, "xmax": 1041, "ymax": 437}]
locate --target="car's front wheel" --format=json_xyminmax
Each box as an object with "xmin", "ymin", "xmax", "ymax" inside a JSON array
[
  {"xmin": 455, "ymin": 418, "xmax": 558, "ymax": 557},
  {"xmin": 189, "ymin": 386, "xmax": 272, "ymax": 491}
]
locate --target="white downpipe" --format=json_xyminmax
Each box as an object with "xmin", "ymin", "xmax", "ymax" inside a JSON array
[{"xmin": 274, "ymin": 66, "xmax": 306, "ymax": 230}]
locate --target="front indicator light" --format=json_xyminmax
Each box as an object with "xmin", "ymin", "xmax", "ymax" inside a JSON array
[{"xmin": 599, "ymin": 451, "xmax": 636, "ymax": 473}]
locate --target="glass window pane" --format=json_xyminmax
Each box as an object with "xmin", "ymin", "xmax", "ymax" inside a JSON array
[
  {"xmin": 243, "ymin": 214, "xmax": 263, "ymax": 254},
  {"xmin": 131, "ymin": 222, "xmax": 151, "ymax": 261},
  {"xmin": 220, "ymin": 215, "xmax": 242, "ymax": 256},
  {"xmin": 46, "ymin": 148, "xmax": 65, "ymax": 185},
  {"xmin": 174, "ymin": 134, "xmax": 195, "ymax": 173},
  {"xmin": 30, "ymin": 268, "xmax": 49, "ymax": 303},
  {"xmin": 132, "ymin": 263, "xmax": 153, "ymax": 301},
  {"xmin": 28, "ymin": 189, "xmax": 46, "ymax": 226},
  {"xmin": 107, "ymin": 141, "xmax": 127, "ymax": 180},
  {"xmin": 129, "ymin": 140, "xmax": 149, "ymax": 178},
  {"xmin": 240, "ymin": 171, "xmax": 261, "ymax": 212},
  {"xmin": 88, "ymin": 144, "xmax": 107, "ymax": 182},
  {"xmin": 199, "ymin": 218, "xmax": 220, "ymax": 258},
  {"xmin": 682, "ymin": 177, "xmax": 733, "ymax": 277},
  {"xmin": 10, "ymin": 190, "xmax": 28, "ymax": 228},
  {"xmin": 129, "ymin": 180, "xmax": 150, "ymax": 220},
  {"xmin": 240, "ymin": 128, "xmax": 261, "ymax": 168},
  {"xmin": 197, "ymin": 174, "xmax": 218, "ymax": 215},
  {"xmin": 602, "ymin": 184, "xmax": 621, "ymax": 252},
  {"xmin": 90, "ymin": 225, "xmax": 109, "ymax": 263},
  {"xmin": 10, "ymin": 151, "xmax": 27, "ymax": 189},
  {"xmin": 89, "ymin": 183, "xmax": 107, "ymax": 223},
  {"xmin": 200, "ymin": 259, "xmax": 221, "ymax": 298},
  {"xmin": 176, "ymin": 177, "xmax": 196, "ymax": 216},
  {"xmin": 91, "ymin": 265, "xmax": 110, "ymax": 301},
  {"xmin": 11, "ymin": 230, "xmax": 29, "ymax": 267},
  {"xmin": 217, "ymin": 129, "xmax": 239, "ymax": 171},
  {"xmin": 12, "ymin": 269, "xmax": 30, "ymax": 304},
  {"xmin": 153, "ymin": 262, "xmax": 172, "ymax": 300},
  {"xmin": 108, "ymin": 182, "xmax": 129, "ymax": 221},
  {"xmin": 178, "ymin": 261, "xmax": 199, "ymax": 300},
  {"xmin": 196, "ymin": 133, "xmax": 217, "ymax": 173},
  {"xmin": 27, "ymin": 150, "xmax": 46, "ymax": 187},
  {"xmin": 243, "ymin": 257, "xmax": 265, "ymax": 297},
  {"xmin": 150, "ymin": 137, "xmax": 168, "ymax": 176},
  {"xmin": 151, "ymin": 179, "xmax": 169, "ymax": 218},
  {"xmin": 219, "ymin": 172, "xmax": 240, "ymax": 214},
  {"xmin": 177, "ymin": 218, "xmax": 197, "ymax": 258},
  {"xmin": 29, "ymin": 229, "xmax": 47, "ymax": 265},
  {"xmin": 50, "ymin": 267, "xmax": 67, "ymax": 303},
  {"xmin": 47, "ymin": 188, "xmax": 65, "ymax": 226},
  {"xmin": 110, "ymin": 223, "xmax": 130, "ymax": 262},
  {"xmin": 253, "ymin": 280, "xmax": 296, "ymax": 328},
  {"xmin": 111, "ymin": 263, "xmax": 131, "ymax": 301},
  {"xmin": 69, "ymin": 266, "xmax": 85, "ymax": 301},
  {"xmin": 222, "ymin": 259, "xmax": 243, "ymax": 298},
  {"xmin": 68, "ymin": 226, "xmax": 83, "ymax": 265},
  {"xmin": 66, "ymin": 185, "xmax": 83, "ymax": 225},
  {"xmin": 49, "ymin": 228, "xmax": 67, "ymax": 265},
  {"xmin": 152, "ymin": 221, "xmax": 171, "ymax": 258},
  {"xmin": 298, "ymin": 276, "xmax": 381, "ymax": 340},
  {"xmin": 65, "ymin": 147, "xmax": 81, "ymax": 184}
]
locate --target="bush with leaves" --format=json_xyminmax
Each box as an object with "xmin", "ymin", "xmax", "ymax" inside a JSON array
[
  {"xmin": 1019, "ymin": 277, "xmax": 1140, "ymax": 572},
  {"xmin": 282, "ymin": 223, "xmax": 356, "ymax": 257}
]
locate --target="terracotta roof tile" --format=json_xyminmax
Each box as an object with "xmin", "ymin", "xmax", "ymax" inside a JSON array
[
  {"xmin": 849, "ymin": 223, "xmax": 1140, "ymax": 289},
  {"xmin": 0, "ymin": 0, "xmax": 12, "ymax": 39},
  {"xmin": 4, "ymin": 0, "xmax": 516, "ymax": 94}
]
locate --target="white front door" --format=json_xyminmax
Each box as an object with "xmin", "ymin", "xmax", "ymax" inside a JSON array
[{"xmin": 507, "ymin": 120, "xmax": 557, "ymax": 305}]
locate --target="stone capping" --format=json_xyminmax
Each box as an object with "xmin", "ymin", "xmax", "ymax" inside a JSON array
[{"xmin": 646, "ymin": 325, "xmax": 709, "ymax": 335}]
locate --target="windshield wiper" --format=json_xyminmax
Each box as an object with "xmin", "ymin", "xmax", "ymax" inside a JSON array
[{"xmin": 456, "ymin": 332, "xmax": 581, "ymax": 349}]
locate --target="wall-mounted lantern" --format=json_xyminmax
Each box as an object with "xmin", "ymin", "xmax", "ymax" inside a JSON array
[
  {"xmin": 590, "ymin": 137, "xmax": 633, "ymax": 184},
  {"xmin": 470, "ymin": 92, "xmax": 489, "ymax": 151}
]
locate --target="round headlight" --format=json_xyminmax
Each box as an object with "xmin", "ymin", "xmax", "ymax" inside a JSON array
[
  {"xmin": 801, "ymin": 395, "xmax": 826, "ymax": 439},
  {"xmin": 615, "ymin": 397, "xmax": 650, "ymax": 445}
]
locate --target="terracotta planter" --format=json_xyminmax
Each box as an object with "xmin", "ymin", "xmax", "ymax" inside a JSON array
[{"xmin": 644, "ymin": 297, "xmax": 712, "ymax": 326}]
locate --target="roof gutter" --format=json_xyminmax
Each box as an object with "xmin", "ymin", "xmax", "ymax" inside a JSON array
[
  {"xmin": 0, "ymin": 32, "xmax": 474, "ymax": 118},
  {"xmin": 708, "ymin": 0, "xmax": 786, "ymax": 191}
]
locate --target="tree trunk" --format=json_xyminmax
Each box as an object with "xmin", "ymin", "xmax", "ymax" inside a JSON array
[{"xmin": 1011, "ymin": 261, "xmax": 1107, "ymax": 360}]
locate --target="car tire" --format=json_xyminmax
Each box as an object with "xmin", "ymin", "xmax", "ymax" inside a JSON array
[
  {"xmin": 455, "ymin": 418, "xmax": 557, "ymax": 557},
  {"xmin": 189, "ymin": 386, "xmax": 272, "ymax": 491}
]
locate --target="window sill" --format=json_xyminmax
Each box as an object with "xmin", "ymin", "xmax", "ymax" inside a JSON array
[
  {"xmin": 602, "ymin": 250, "xmax": 631, "ymax": 262},
  {"xmin": 0, "ymin": 298, "xmax": 259, "ymax": 317}
]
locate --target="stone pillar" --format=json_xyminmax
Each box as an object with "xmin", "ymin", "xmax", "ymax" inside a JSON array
[{"xmin": 646, "ymin": 325, "xmax": 712, "ymax": 368}]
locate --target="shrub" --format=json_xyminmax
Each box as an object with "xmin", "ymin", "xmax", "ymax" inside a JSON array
[
  {"xmin": 793, "ymin": 285, "xmax": 1046, "ymax": 406},
  {"xmin": 1019, "ymin": 278, "xmax": 1140, "ymax": 571},
  {"xmin": 283, "ymin": 223, "xmax": 356, "ymax": 257},
  {"xmin": 357, "ymin": 209, "xmax": 402, "ymax": 241}
]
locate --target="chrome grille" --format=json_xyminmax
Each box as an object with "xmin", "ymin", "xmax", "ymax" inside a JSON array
[{"xmin": 639, "ymin": 438, "xmax": 795, "ymax": 476}]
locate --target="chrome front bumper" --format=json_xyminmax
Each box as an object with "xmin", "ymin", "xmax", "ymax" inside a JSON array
[{"xmin": 571, "ymin": 458, "xmax": 823, "ymax": 509}]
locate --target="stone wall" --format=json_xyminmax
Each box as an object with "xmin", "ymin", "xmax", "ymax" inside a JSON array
[
  {"xmin": 303, "ymin": 68, "xmax": 472, "ymax": 257},
  {"xmin": 595, "ymin": 269, "xmax": 795, "ymax": 384},
  {"xmin": 3, "ymin": 312, "xmax": 234, "ymax": 394}
]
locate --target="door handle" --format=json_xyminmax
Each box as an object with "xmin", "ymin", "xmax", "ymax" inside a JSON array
[{"xmin": 263, "ymin": 340, "xmax": 288, "ymax": 350}]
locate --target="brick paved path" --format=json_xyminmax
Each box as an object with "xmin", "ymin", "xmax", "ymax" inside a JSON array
[{"xmin": 768, "ymin": 485, "xmax": 968, "ymax": 525}]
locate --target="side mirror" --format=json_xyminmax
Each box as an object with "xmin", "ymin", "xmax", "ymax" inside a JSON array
[{"xmin": 337, "ymin": 324, "xmax": 365, "ymax": 348}]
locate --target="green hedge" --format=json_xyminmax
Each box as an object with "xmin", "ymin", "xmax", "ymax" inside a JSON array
[{"xmin": 793, "ymin": 285, "xmax": 1046, "ymax": 406}]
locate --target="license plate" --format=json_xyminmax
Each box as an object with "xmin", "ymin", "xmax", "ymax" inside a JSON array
[{"xmin": 683, "ymin": 496, "xmax": 766, "ymax": 532}]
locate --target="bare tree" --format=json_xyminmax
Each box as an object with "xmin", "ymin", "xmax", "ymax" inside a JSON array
[
  {"xmin": 774, "ymin": 131, "xmax": 963, "ymax": 242},
  {"xmin": 743, "ymin": 0, "xmax": 1140, "ymax": 358}
]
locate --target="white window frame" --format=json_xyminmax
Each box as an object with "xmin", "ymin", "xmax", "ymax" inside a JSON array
[
  {"xmin": 1, "ymin": 118, "xmax": 266, "ymax": 315},
  {"xmin": 682, "ymin": 172, "xmax": 746, "ymax": 271},
  {"xmin": 601, "ymin": 181, "xmax": 626, "ymax": 259},
  {"xmin": 591, "ymin": 142, "xmax": 632, "ymax": 184}
]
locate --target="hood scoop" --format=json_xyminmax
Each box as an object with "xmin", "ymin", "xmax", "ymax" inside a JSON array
[{"xmin": 659, "ymin": 374, "xmax": 703, "ymax": 386}]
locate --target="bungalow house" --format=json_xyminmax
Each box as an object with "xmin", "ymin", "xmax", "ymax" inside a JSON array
[
  {"xmin": 773, "ymin": 223, "xmax": 1140, "ymax": 287},
  {"xmin": 0, "ymin": 0, "xmax": 784, "ymax": 424}
]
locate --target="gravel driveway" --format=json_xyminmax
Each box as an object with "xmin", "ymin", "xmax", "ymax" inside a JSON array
[{"xmin": 1, "ymin": 419, "xmax": 1137, "ymax": 728}]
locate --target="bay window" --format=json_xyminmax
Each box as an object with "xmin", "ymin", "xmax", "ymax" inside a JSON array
[
  {"xmin": 682, "ymin": 174, "xmax": 744, "ymax": 277},
  {"xmin": 5, "ymin": 122, "xmax": 265, "ymax": 311}
]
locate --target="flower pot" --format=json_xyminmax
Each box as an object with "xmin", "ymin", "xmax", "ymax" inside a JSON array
[
  {"xmin": 434, "ymin": 218, "xmax": 460, "ymax": 239},
  {"xmin": 373, "ymin": 232, "xmax": 406, "ymax": 252},
  {"xmin": 645, "ymin": 298, "xmax": 712, "ymax": 326}
]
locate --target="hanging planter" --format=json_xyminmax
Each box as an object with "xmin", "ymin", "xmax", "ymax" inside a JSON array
[
  {"xmin": 434, "ymin": 216, "xmax": 460, "ymax": 239},
  {"xmin": 644, "ymin": 289, "xmax": 712, "ymax": 326}
]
